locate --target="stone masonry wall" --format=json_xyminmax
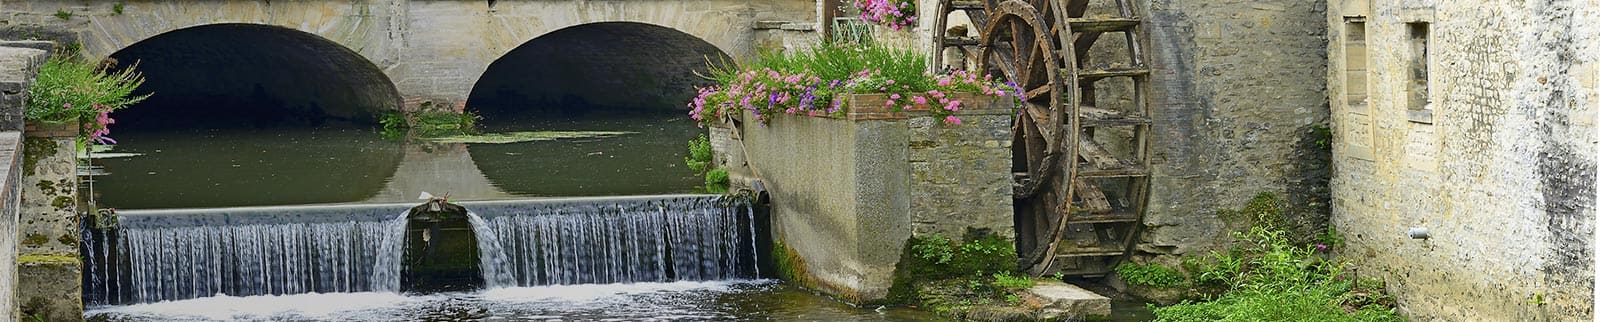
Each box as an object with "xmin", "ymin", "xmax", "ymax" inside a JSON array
[
  {"xmin": 1133, "ymin": 0, "xmax": 1333, "ymax": 260},
  {"xmin": 0, "ymin": 43, "xmax": 43, "ymax": 322},
  {"xmin": 0, "ymin": 0, "xmax": 818, "ymax": 108},
  {"xmin": 907, "ymin": 104, "xmax": 1014, "ymax": 239},
  {"xmin": 1327, "ymin": 1, "xmax": 1596, "ymax": 321}
]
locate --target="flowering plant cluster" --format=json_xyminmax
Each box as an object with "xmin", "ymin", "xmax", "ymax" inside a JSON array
[
  {"xmin": 26, "ymin": 53, "xmax": 148, "ymax": 145},
  {"xmin": 853, "ymin": 0, "xmax": 917, "ymax": 30},
  {"xmin": 689, "ymin": 45, "xmax": 1019, "ymax": 128}
]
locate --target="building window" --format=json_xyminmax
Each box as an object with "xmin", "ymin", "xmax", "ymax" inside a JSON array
[
  {"xmin": 1406, "ymin": 22, "xmax": 1432, "ymax": 123},
  {"xmin": 1344, "ymin": 18, "xmax": 1368, "ymax": 112}
]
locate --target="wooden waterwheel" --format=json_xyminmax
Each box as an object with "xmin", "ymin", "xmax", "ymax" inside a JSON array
[{"xmin": 933, "ymin": 0, "xmax": 1154, "ymax": 276}]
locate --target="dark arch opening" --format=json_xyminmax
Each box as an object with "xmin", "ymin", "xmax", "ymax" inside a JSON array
[
  {"xmin": 463, "ymin": 22, "xmax": 724, "ymax": 196},
  {"xmin": 91, "ymin": 24, "xmax": 403, "ymax": 209},
  {"xmin": 466, "ymin": 22, "xmax": 730, "ymax": 122},
  {"xmin": 109, "ymin": 23, "xmax": 402, "ymax": 130}
]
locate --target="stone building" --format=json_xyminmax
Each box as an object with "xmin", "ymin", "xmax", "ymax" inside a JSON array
[{"xmin": 1325, "ymin": 0, "xmax": 1596, "ymax": 320}]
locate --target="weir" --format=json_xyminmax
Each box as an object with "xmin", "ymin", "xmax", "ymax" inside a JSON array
[{"xmin": 80, "ymin": 195, "xmax": 760, "ymax": 307}]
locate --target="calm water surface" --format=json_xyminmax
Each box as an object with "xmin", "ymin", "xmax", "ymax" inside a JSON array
[{"xmin": 91, "ymin": 114, "xmax": 702, "ymax": 209}]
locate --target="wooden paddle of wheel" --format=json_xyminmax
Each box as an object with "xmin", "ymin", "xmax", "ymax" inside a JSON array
[{"xmin": 935, "ymin": 0, "xmax": 1156, "ymax": 277}]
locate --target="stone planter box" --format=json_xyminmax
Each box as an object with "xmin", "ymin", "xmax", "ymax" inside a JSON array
[
  {"xmin": 23, "ymin": 120, "xmax": 77, "ymax": 138},
  {"xmin": 710, "ymin": 93, "xmax": 1014, "ymax": 303}
]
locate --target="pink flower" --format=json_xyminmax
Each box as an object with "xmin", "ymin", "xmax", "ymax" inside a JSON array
[
  {"xmin": 943, "ymin": 115, "xmax": 962, "ymax": 125},
  {"xmin": 912, "ymin": 96, "xmax": 928, "ymax": 104},
  {"xmin": 890, "ymin": 93, "xmax": 901, "ymax": 99},
  {"xmin": 945, "ymin": 100, "xmax": 961, "ymax": 111},
  {"xmin": 885, "ymin": 99, "xmax": 896, "ymax": 106}
]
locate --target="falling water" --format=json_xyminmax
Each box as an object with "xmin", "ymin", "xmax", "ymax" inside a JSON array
[
  {"xmin": 83, "ymin": 195, "xmax": 760, "ymax": 306},
  {"xmin": 82, "ymin": 205, "xmax": 411, "ymax": 306},
  {"xmin": 467, "ymin": 195, "xmax": 757, "ymax": 287},
  {"xmin": 466, "ymin": 211, "xmax": 516, "ymax": 288}
]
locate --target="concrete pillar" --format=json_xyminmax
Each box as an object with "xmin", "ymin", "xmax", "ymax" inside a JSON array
[{"xmin": 17, "ymin": 122, "xmax": 81, "ymax": 322}]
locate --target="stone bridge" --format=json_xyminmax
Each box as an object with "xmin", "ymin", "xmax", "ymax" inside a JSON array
[{"xmin": 0, "ymin": 0, "xmax": 819, "ymax": 120}]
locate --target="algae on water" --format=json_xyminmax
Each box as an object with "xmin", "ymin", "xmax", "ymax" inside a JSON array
[{"xmin": 426, "ymin": 131, "xmax": 635, "ymax": 144}]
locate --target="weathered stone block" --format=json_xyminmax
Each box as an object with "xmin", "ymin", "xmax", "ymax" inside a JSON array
[{"xmin": 17, "ymin": 260, "xmax": 80, "ymax": 322}]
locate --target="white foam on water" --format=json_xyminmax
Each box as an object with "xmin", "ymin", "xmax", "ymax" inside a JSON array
[
  {"xmin": 480, "ymin": 280, "xmax": 760, "ymax": 302},
  {"xmin": 85, "ymin": 291, "xmax": 416, "ymax": 320}
]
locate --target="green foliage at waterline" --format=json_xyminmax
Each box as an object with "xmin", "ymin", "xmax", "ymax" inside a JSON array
[
  {"xmin": 1116, "ymin": 262, "xmax": 1187, "ymax": 288},
  {"xmin": 685, "ymin": 135, "xmax": 728, "ymax": 193},
  {"xmin": 1151, "ymin": 227, "xmax": 1403, "ymax": 322},
  {"xmin": 378, "ymin": 110, "xmax": 479, "ymax": 137},
  {"xmin": 886, "ymin": 231, "xmax": 1022, "ymax": 308}
]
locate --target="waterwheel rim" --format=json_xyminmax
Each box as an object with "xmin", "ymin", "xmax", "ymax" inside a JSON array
[{"xmin": 978, "ymin": 0, "xmax": 1067, "ymax": 200}]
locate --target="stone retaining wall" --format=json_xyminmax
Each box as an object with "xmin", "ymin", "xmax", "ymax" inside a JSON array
[{"xmin": 712, "ymin": 93, "xmax": 1013, "ymax": 302}]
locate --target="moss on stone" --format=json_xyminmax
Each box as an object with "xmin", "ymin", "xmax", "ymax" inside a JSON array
[
  {"xmin": 1218, "ymin": 192, "xmax": 1286, "ymax": 233},
  {"xmin": 770, "ymin": 239, "xmax": 809, "ymax": 285},
  {"xmin": 17, "ymin": 253, "xmax": 77, "ymax": 264},
  {"xmin": 21, "ymin": 233, "xmax": 48, "ymax": 247},
  {"xmin": 50, "ymin": 195, "xmax": 72, "ymax": 210},
  {"xmin": 21, "ymin": 137, "xmax": 56, "ymax": 176},
  {"xmin": 55, "ymin": 233, "xmax": 76, "ymax": 246}
]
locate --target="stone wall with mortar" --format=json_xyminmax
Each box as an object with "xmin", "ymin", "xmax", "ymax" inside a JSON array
[
  {"xmin": 0, "ymin": 43, "xmax": 43, "ymax": 322},
  {"xmin": 1134, "ymin": 0, "xmax": 1334, "ymax": 259},
  {"xmin": 713, "ymin": 94, "xmax": 1012, "ymax": 302},
  {"xmin": 907, "ymin": 103, "xmax": 1014, "ymax": 239},
  {"xmin": 1326, "ymin": 1, "xmax": 1596, "ymax": 321},
  {"xmin": 0, "ymin": 0, "xmax": 817, "ymax": 109}
]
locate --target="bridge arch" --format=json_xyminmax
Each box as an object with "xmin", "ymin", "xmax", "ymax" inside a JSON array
[
  {"xmin": 466, "ymin": 21, "xmax": 731, "ymax": 120},
  {"xmin": 108, "ymin": 23, "xmax": 402, "ymax": 129}
]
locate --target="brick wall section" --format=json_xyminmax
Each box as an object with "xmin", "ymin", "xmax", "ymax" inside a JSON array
[
  {"xmin": 1326, "ymin": 1, "xmax": 1596, "ymax": 320},
  {"xmin": 0, "ymin": 43, "xmax": 44, "ymax": 322}
]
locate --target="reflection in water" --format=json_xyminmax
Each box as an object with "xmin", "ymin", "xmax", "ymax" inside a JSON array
[
  {"xmin": 93, "ymin": 113, "xmax": 701, "ymax": 209},
  {"xmin": 91, "ymin": 127, "xmax": 403, "ymax": 209},
  {"xmin": 365, "ymin": 142, "xmax": 512, "ymax": 202},
  {"xmin": 85, "ymin": 281, "xmax": 944, "ymax": 321}
]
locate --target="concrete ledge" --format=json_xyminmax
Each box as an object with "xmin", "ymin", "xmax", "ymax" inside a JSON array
[{"xmin": 1025, "ymin": 281, "xmax": 1112, "ymax": 320}]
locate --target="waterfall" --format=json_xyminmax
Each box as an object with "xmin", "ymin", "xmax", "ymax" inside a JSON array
[
  {"xmin": 466, "ymin": 211, "xmax": 516, "ymax": 288},
  {"xmin": 82, "ymin": 195, "xmax": 760, "ymax": 306},
  {"xmin": 82, "ymin": 205, "xmax": 410, "ymax": 306},
  {"xmin": 467, "ymin": 195, "xmax": 757, "ymax": 287}
]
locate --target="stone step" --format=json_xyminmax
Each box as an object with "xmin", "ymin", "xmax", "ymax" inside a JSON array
[{"xmin": 1024, "ymin": 281, "xmax": 1112, "ymax": 320}]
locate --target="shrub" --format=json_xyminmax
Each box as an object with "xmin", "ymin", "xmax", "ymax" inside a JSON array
[
  {"xmin": 1116, "ymin": 263, "xmax": 1187, "ymax": 288},
  {"xmin": 685, "ymin": 134, "xmax": 713, "ymax": 175},
  {"xmin": 377, "ymin": 110, "xmax": 477, "ymax": 137},
  {"xmin": 887, "ymin": 231, "xmax": 1021, "ymax": 306},
  {"xmin": 704, "ymin": 168, "xmax": 729, "ymax": 193},
  {"xmin": 26, "ymin": 52, "xmax": 149, "ymax": 144},
  {"xmin": 1152, "ymin": 227, "xmax": 1403, "ymax": 322},
  {"xmin": 853, "ymin": 0, "xmax": 917, "ymax": 30}
]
